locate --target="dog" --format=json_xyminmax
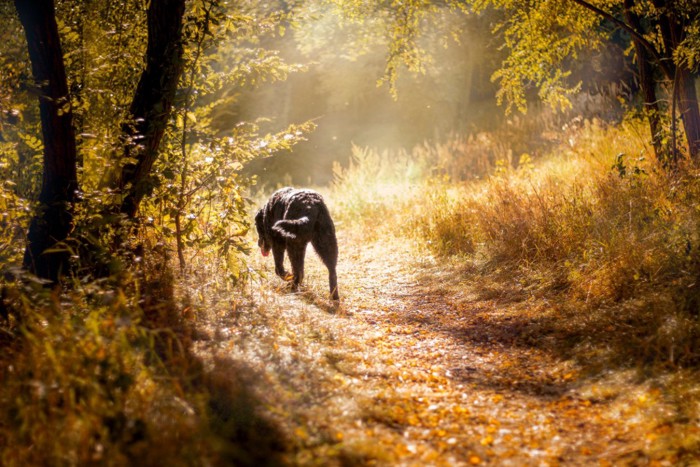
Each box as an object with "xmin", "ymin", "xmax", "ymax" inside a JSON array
[{"xmin": 255, "ymin": 187, "xmax": 339, "ymax": 300}]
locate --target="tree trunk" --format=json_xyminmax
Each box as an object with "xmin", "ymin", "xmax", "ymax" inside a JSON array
[
  {"xmin": 676, "ymin": 69, "xmax": 700, "ymax": 159},
  {"xmin": 624, "ymin": 0, "xmax": 664, "ymax": 161},
  {"xmin": 15, "ymin": 0, "xmax": 78, "ymax": 282},
  {"xmin": 118, "ymin": 0, "xmax": 187, "ymax": 218}
]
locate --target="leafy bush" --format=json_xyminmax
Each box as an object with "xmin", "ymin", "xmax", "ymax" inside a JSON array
[{"xmin": 0, "ymin": 267, "xmax": 211, "ymax": 466}]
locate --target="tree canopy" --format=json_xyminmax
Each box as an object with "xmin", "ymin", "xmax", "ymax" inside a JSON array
[
  {"xmin": 473, "ymin": 0, "xmax": 700, "ymax": 160},
  {"xmin": 3, "ymin": 0, "xmax": 700, "ymax": 282},
  {"xmin": 323, "ymin": 0, "xmax": 700, "ymax": 160}
]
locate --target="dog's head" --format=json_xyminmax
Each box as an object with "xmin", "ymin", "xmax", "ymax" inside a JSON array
[{"xmin": 254, "ymin": 209, "xmax": 271, "ymax": 257}]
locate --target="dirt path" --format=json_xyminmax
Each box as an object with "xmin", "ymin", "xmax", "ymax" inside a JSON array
[{"xmin": 194, "ymin": 231, "xmax": 665, "ymax": 465}]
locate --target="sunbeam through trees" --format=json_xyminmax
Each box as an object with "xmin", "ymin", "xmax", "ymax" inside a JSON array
[{"xmin": 1, "ymin": 0, "xmax": 699, "ymax": 464}]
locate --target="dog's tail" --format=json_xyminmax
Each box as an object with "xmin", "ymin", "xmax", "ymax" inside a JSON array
[{"xmin": 272, "ymin": 216, "xmax": 310, "ymax": 240}]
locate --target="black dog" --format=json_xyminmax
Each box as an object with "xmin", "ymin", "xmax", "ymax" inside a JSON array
[{"xmin": 255, "ymin": 187, "xmax": 339, "ymax": 300}]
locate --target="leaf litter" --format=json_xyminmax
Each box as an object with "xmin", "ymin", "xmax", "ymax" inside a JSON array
[{"xmin": 192, "ymin": 229, "xmax": 695, "ymax": 465}]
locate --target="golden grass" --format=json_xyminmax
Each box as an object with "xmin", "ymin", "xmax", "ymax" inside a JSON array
[
  {"xmin": 334, "ymin": 118, "xmax": 700, "ymax": 369},
  {"xmin": 0, "ymin": 268, "xmax": 213, "ymax": 466},
  {"xmin": 3, "ymin": 116, "xmax": 700, "ymax": 464},
  {"xmin": 322, "ymin": 118, "xmax": 700, "ymax": 461}
]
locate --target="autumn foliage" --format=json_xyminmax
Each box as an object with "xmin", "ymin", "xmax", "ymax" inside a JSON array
[{"xmin": 2, "ymin": 0, "xmax": 700, "ymax": 465}]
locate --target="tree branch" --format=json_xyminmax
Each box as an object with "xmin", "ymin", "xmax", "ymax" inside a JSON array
[{"xmin": 567, "ymin": 0, "xmax": 674, "ymax": 78}]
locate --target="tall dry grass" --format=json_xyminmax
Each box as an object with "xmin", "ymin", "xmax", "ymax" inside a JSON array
[
  {"xmin": 419, "ymin": 120, "xmax": 700, "ymax": 310},
  {"xmin": 333, "ymin": 118, "xmax": 700, "ymax": 368},
  {"xmin": 0, "ymin": 245, "xmax": 281, "ymax": 465},
  {"xmin": 0, "ymin": 268, "xmax": 212, "ymax": 465}
]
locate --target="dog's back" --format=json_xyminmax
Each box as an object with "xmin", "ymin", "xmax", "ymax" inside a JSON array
[{"xmin": 272, "ymin": 189, "xmax": 334, "ymax": 241}]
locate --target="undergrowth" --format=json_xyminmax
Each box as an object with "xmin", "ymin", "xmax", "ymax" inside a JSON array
[
  {"xmin": 0, "ymin": 264, "xmax": 211, "ymax": 465},
  {"xmin": 334, "ymin": 118, "xmax": 700, "ymax": 370},
  {"xmin": 0, "ymin": 244, "xmax": 280, "ymax": 466},
  {"xmin": 421, "ymin": 119, "xmax": 700, "ymax": 369},
  {"xmin": 4, "ymin": 115, "xmax": 700, "ymax": 464}
]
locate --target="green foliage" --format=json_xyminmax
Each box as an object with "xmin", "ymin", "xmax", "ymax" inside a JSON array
[
  {"xmin": 473, "ymin": 0, "xmax": 599, "ymax": 114},
  {"xmin": 0, "ymin": 0, "xmax": 318, "ymax": 463},
  {"xmin": 0, "ymin": 269, "xmax": 212, "ymax": 466},
  {"xmin": 0, "ymin": 0, "xmax": 315, "ymax": 277},
  {"xmin": 673, "ymin": 18, "xmax": 700, "ymax": 72},
  {"xmin": 136, "ymin": 0, "xmax": 314, "ymax": 275},
  {"xmin": 56, "ymin": 0, "xmax": 148, "ymax": 191}
]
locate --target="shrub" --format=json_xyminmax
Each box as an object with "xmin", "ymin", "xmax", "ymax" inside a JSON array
[{"xmin": 413, "ymin": 118, "xmax": 700, "ymax": 365}]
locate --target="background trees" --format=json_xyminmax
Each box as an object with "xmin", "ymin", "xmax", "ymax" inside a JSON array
[
  {"xmin": 7, "ymin": 0, "xmax": 309, "ymax": 281},
  {"xmin": 321, "ymin": 0, "xmax": 699, "ymax": 164},
  {"xmin": 472, "ymin": 0, "xmax": 700, "ymax": 162},
  {"xmin": 6, "ymin": 0, "xmax": 700, "ymax": 283}
]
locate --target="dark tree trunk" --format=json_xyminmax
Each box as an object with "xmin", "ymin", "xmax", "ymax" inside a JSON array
[
  {"xmin": 15, "ymin": 0, "xmax": 78, "ymax": 282},
  {"xmin": 118, "ymin": 0, "xmax": 187, "ymax": 218},
  {"xmin": 676, "ymin": 69, "xmax": 700, "ymax": 159},
  {"xmin": 624, "ymin": 0, "xmax": 664, "ymax": 160}
]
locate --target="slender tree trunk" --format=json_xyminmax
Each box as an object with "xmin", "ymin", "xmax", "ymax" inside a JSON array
[
  {"xmin": 118, "ymin": 0, "xmax": 186, "ymax": 218},
  {"xmin": 15, "ymin": 0, "xmax": 78, "ymax": 282},
  {"xmin": 677, "ymin": 69, "xmax": 700, "ymax": 158},
  {"xmin": 624, "ymin": 0, "xmax": 664, "ymax": 160}
]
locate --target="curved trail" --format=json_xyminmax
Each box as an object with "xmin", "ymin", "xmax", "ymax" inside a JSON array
[{"xmin": 195, "ymin": 231, "xmax": 657, "ymax": 465}]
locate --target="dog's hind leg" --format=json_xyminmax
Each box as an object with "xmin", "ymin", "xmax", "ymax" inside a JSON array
[
  {"xmin": 328, "ymin": 269, "xmax": 339, "ymax": 301},
  {"xmin": 312, "ymin": 235, "xmax": 339, "ymax": 300},
  {"xmin": 287, "ymin": 243, "xmax": 306, "ymax": 291}
]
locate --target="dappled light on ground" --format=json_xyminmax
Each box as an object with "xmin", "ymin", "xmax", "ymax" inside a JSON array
[
  {"xmin": 4, "ymin": 0, "xmax": 700, "ymax": 463},
  {"xmin": 192, "ymin": 228, "xmax": 688, "ymax": 465}
]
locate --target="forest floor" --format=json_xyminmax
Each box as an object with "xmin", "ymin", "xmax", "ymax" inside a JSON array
[{"xmin": 192, "ymin": 228, "xmax": 692, "ymax": 466}]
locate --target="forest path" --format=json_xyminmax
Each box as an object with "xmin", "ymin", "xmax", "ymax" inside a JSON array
[{"xmin": 195, "ymin": 230, "xmax": 658, "ymax": 465}]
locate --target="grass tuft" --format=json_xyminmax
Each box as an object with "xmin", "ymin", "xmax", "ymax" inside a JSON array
[{"xmin": 0, "ymin": 271, "xmax": 210, "ymax": 466}]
